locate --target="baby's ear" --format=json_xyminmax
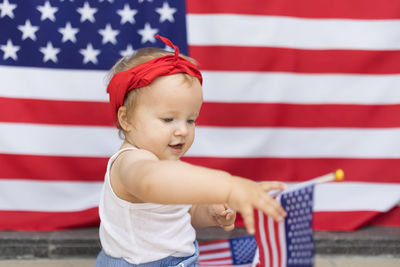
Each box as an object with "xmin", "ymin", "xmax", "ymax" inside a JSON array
[{"xmin": 117, "ymin": 106, "xmax": 130, "ymax": 132}]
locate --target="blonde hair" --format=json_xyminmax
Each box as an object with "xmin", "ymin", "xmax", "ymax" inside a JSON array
[{"xmin": 106, "ymin": 47, "xmax": 199, "ymax": 135}]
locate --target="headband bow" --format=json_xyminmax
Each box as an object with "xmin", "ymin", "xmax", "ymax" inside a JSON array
[{"xmin": 107, "ymin": 35, "xmax": 203, "ymax": 124}]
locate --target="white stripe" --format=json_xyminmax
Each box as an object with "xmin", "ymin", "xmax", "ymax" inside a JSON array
[
  {"xmin": 0, "ymin": 122, "xmax": 120, "ymax": 157},
  {"xmin": 314, "ymin": 182, "xmax": 400, "ymax": 212},
  {"xmin": 3, "ymin": 123, "xmax": 400, "ymax": 158},
  {"xmin": 189, "ymin": 127, "xmax": 400, "ymax": 158},
  {"xmin": 3, "ymin": 66, "xmax": 400, "ymax": 105},
  {"xmin": 0, "ymin": 65, "xmax": 108, "ymax": 101},
  {"xmin": 277, "ymin": 217, "xmax": 286, "ymax": 267},
  {"xmin": 203, "ymin": 72, "xmax": 400, "ymax": 104},
  {"xmin": 199, "ymin": 242, "xmax": 230, "ymax": 251},
  {"xmin": 198, "ymin": 251, "xmax": 231, "ymax": 260},
  {"xmin": 257, "ymin": 209, "xmax": 269, "ymax": 267},
  {"xmin": 0, "ymin": 180, "xmax": 102, "ymax": 212},
  {"xmin": 268, "ymin": 216, "xmax": 278, "ymax": 267},
  {"xmin": 251, "ymin": 248, "xmax": 259, "ymax": 267},
  {"xmin": 0, "ymin": 181, "xmax": 397, "ymax": 213},
  {"xmin": 188, "ymin": 14, "xmax": 400, "ymax": 50}
]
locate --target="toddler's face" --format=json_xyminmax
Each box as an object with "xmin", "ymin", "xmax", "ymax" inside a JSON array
[{"xmin": 125, "ymin": 73, "xmax": 203, "ymax": 160}]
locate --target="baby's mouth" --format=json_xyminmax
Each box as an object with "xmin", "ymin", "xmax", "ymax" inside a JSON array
[
  {"xmin": 169, "ymin": 143, "xmax": 184, "ymax": 152},
  {"xmin": 169, "ymin": 144, "xmax": 183, "ymax": 149}
]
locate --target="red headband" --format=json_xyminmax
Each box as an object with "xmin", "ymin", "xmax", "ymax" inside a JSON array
[{"xmin": 107, "ymin": 35, "xmax": 203, "ymax": 124}]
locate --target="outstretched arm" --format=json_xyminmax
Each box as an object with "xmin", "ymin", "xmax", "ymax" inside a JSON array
[
  {"xmin": 115, "ymin": 149, "xmax": 286, "ymax": 234},
  {"xmin": 116, "ymin": 149, "xmax": 233, "ymax": 204}
]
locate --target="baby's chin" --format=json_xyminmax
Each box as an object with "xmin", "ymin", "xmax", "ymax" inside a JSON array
[
  {"xmin": 166, "ymin": 154, "xmax": 183, "ymax": 161},
  {"xmin": 156, "ymin": 153, "xmax": 182, "ymax": 161}
]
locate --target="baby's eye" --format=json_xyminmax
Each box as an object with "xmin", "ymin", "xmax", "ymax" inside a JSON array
[
  {"xmin": 187, "ymin": 119, "xmax": 195, "ymax": 124},
  {"xmin": 162, "ymin": 118, "xmax": 173, "ymax": 123}
]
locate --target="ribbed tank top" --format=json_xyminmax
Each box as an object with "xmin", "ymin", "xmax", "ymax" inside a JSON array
[{"xmin": 98, "ymin": 147, "xmax": 196, "ymax": 264}]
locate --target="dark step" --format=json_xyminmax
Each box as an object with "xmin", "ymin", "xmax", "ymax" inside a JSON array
[{"xmin": 0, "ymin": 226, "xmax": 399, "ymax": 260}]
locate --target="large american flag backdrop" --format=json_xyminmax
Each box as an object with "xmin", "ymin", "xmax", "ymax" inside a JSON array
[{"xmin": 0, "ymin": 0, "xmax": 399, "ymax": 231}]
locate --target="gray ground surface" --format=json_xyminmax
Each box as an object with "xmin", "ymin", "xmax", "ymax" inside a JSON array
[{"xmin": 0, "ymin": 226, "xmax": 399, "ymax": 266}]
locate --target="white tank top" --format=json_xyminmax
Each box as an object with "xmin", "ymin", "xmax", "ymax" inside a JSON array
[{"xmin": 98, "ymin": 148, "xmax": 196, "ymax": 264}]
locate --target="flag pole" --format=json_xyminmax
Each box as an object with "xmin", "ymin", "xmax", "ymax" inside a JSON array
[{"xmin": 314, "ymin": 169, "xmax": 344, "ymax": 184}]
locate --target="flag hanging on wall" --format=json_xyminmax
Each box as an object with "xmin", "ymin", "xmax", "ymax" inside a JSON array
[
  {"xmin": 184, "ymin": 0, "xmax": 400, "ymax": 231},
  {"xmin": 0, "ymin": 0, "xmax": 188, "ymax": 230},
  {"xmin": 0, "ymin": 0, "xmax": 399, "ymax": 231}
]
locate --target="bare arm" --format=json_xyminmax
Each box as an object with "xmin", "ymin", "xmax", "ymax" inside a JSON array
[
  {"xmin": 116, "ymin": 149, "xmax": 286, "ymax": 234},
  {"xmin": 118, "ymin": 151, "xmax": 233, "ymax": 204}
]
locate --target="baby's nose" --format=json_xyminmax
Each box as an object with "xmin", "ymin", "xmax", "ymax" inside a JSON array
[{"xmin": 174, "ymin": 122, "xmax": 188, "ymax": 136}]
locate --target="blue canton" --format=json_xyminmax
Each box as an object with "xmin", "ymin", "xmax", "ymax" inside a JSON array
[
  {"xmin": 0, "ymin": 0, "xmax": 188, "ymax": 70},
  {"xmin": 229, "ymin": 236, "xmax": 258, "ymax": 265},
  {"xmin": 281, "ymin": 185, "xmax": 315, "ymax": 267}
]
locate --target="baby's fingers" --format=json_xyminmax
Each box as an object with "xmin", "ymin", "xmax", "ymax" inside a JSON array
[
  {"xmin": 225, "ymin": 211, "xmax": 234, "ymax": 220},
  {"xmin": 240, "ymin": 206, "xmax": 255, "ymax": 234},
  {"xmin": 260, "ymin": 181, "xmax": 286, "ymax": 192},
  {"xmin": 212, "ymin": 204, "xmax": 227, "ymax": 216},
  {"xmin": 222, "ymin": 224, "xmax": 235, "ymax": 231},
  {"xmin": 258, "ymin": 196, "xmax": 287, "ymax": 222}
]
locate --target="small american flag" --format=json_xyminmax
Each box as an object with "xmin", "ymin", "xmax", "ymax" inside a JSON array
[
  {"xmin": 254, "ymin": 183, "xmax": 315, "ymax": 267},
  {"xmin": 198, "ymin": 181, "xmax": 315, "ymax": 267},
  {"xmin": 198, "ymin": 236, "xmax": 258, "ymax": 267}
]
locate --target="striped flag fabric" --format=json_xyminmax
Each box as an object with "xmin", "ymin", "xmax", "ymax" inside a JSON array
[
  {"xmin": 198, "ymin": 236, "xmax": 258, "ymax": 267},
  {"xmin": 199, "ymin": 180, "xmax": 316, "ymax": 267},
  {"xmin": 0, "ymin": 0, "xmax": 188, "ymax": 230},
  {"xmin": 1, "ymin": 0, "xmax": 400, "ymax": 231},
  {"xmin": 183, "ymin": 0, "xmax": 400, "ymax": 231},
  {"xmin": 254, "ymin": 182, "xmax": 315, "ymax": 267}
]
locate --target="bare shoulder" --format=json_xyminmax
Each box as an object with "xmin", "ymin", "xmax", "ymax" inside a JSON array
[
  {"xmin": 118, "ymin": 148, "xmax": 158, "ymax": 165},
  {"xmin": 110, "ymin": 148, "xmax": 159, "ymax": 203},
  {"xmin": 114, "ymin": 148, "xmax": 159, "ymax": 174}
]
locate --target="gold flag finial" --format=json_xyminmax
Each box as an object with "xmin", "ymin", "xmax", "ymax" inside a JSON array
[{"xmin": 335, "ymin": 169, "xmax": 344, "ymax": 181}]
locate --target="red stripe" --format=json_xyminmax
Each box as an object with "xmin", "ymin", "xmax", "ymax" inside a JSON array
[
  {"xmin": 0, "ymin": 208, "xmax": 99, "ymax": 231},
  {"xmin": 182, "ymin": 157, "xmax": 400, "ymax": 183},
  {"xmin": 3, "ymin": 155, "xmax": 398, "ymax": 183},
  {"xmin": 370, "ymin": 206, "xmax": 400, "ymax": 227},
  {"xmin": 186, "ymin": 0, "xmax": 400, "ymax": 19},
  {"xmin": 199, "ymin": 239, "xmax": 229, "ymax": 246},
  {"xmin": 244, "ymin": 209, "xmax": 399, "ymax": 232},
  {"xmin": 0, "ymin": 153, "xmax": 107, "ymax": 181},
  {"xmin": 4, "ymin": 97, "xmax": 400, "ymax": 128},
  {"xmin": 199, "ymin": 103, "xmax": 400, "ymax": 128},
  {"xmin": 0, "ymin": 97, "xmax": 114, "ymax": 126},
  {"xmin": 198, "ymin": 248, "xmax": 230, "ymax": 255},
  {"xmin": 313, "ymin": 210, "xmax": 384, "ymax": 231},
  {"xmin": 189, "ymin": 46, "xmax": 400, "ymax": 74}
]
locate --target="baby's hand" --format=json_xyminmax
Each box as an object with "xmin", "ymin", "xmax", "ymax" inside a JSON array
[
  {"xmin": 208, "ymin": 204, "xmax": 236, "ymax": 231},
  {"xmin": 227, "ymin": 176, "xmax": 287, "ymax": 234}
]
